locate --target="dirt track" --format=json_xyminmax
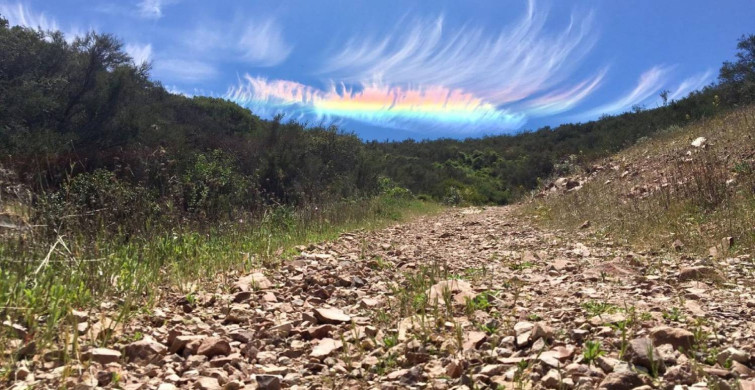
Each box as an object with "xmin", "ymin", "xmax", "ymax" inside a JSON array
[{"xmin": 15, "ymin": 206, "xmax": 755, "ymax": 389}]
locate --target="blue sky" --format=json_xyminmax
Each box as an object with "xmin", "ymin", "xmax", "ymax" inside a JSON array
[{"xmin": 2, "ymin": 1, "xmax": 754, "ymax": 140}]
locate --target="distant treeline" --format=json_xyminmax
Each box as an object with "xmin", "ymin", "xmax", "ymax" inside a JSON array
[{"xmin": 1, "ymin": 16, "xmax": 753, "ymax": 232}]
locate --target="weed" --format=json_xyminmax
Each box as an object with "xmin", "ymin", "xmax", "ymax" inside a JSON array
[
  {"xmin": 582, "ymin": 300, "xmax": 618, "ymax": 317},
  {"xmin": 527, "ymin": 313, "xmax": 543, "ymax": 321},
  {"xmin": 383, "ymin": 334, "xmax": 398, "ymax": 349},
  {"xmin": 464, "ymin": 291, "xmax": 494, "ymax": 316},
  {"xmin": 663, "ymin": 307, "xmax": 685, "ymax": 322},
  {"xmin": 583, "ymin": 340, "xmax": 605, "ymax": 365},
  {"xmin": 509, "ymin": 261, "xmax": 535, "ymax": 271}
]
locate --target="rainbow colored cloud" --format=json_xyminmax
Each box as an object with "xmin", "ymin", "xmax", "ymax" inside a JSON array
[{"xmin": 226, "ymin": 76, "xmax": 525, "ymax": 132}]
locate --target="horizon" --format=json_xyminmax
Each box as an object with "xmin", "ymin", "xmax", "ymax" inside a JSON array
[{"xmin": 1, "ymin": 0, "xmax": 753, "ymax": 140}]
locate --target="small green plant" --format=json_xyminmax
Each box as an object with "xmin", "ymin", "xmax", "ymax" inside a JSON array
[
  {"xmin": 610, "ymin": 320, "xmax": 631, "ymax": 359},
  {"xmin": 513, "ymin": 359, "xmax": 530, "ymax": 387},
  {"xmin": 509, "ymin": 261, "xmax": 535, "ymax": 271},
  {"xmin": 583, "ymin": 340, "xmax": 605, "ymax": 365},
  {"xmin": 527, "ymin": 313, "xmax": 543, "ymax": 321},
  {"xmin": 663, "ymin": 307, "xmax": 685, "ymax": 322},
  {"xmin": 184, "ymin": 292, "xmax": 197, "ymax": 306},
  {"xmin": 478, "ymin": 321, "xmax": 499, "ymax": 335},
  {"xmin": 464, "ymin": 291, "xmax": 494, "ymax": 316},
  {"xmin": 368, "ymin": 256, "xmax": 392, "ymax": 270},
  {"xmin": 582, "ymin": 300, "xmax": 617, "ymax": 317},
  {"xmin": 646, "ymin": 343, "xmax": 661, "ymax": 378},
  {"xmin": 383, "ymin": 334, "xmax": 398, "ymax": 349}
]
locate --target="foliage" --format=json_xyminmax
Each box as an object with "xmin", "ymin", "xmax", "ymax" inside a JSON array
[
  {"xmin": 719, "ymin": 34, "xmax": 755, "ymax": 105},
  {"xmin": 583, "ymin": 340, "xmax": 605, "ymax": 365}
]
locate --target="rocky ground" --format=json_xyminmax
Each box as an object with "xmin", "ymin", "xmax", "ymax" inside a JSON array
[{"xmin": 6, "ymin": 206, "xmax": 755, "ymax": 390}]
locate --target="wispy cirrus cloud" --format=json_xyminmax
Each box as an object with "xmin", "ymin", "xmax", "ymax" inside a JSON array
[
  {"xmin": 125, "ymin": 43, "xmax": 152, "ymax": 65},
  {"xmin": 153, "ymin": 59, "xmax": 217, "ymax": 82},
  {"xmin": 578, "ymin": 66, "xmax": 671, "ymax": 117},
  {"xmin": 522, "ymin": 68, "xmax": 607, "ymax": 116},
  {"xmin": 320, "ymin": 0, "xmax": 598, "ymax": 107},
  {"xmin": 181, "ymin": 17, "xmax": 292, "ymax": 67},
  {"xmin": 668, "ymin": 70, "xmax": 713, "ymax": 101},
  {"xmin": 0, "ymin": 2, "xmax": 82, "ymax": 41},
  {"xmin": 238, "ymin": 19, "xmax": 293, "ymax": 67},
  {"xmin": 137, "ymin": 0, "xmax": 179, "ymax": 19}
]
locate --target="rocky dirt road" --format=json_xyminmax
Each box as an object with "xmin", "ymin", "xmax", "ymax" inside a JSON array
[{"xmin": 16, "ymin": 206, "xmax": 755, "ymax": 389}]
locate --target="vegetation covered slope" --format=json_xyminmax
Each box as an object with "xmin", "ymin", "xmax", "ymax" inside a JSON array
[{"xmin": 526, "ymin": 104, "xmax": 755, "ymax": 257}]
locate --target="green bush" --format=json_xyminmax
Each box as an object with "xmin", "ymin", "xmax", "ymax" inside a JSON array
[{"xmin": 182, "ymin": 150, "xmax": 252, "ymax": 217}]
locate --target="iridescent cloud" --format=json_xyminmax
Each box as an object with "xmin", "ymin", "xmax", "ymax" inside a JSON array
[{"xmin": 225, "ymin": 75, "xmax": 525, "ymax": 133}]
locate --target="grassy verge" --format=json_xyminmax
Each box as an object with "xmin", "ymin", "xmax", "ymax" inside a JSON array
[
  {"xmin": 524, "ymin": 105, "xmax": 755, "ymax": 256},
  {"xmin": 0, "ymin": 195, "xmax": 443, "ymax": 370}
]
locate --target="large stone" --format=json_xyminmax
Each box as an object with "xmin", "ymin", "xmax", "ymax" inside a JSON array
[
  {"xmin": 265, "ymin": 322, "xmax": 294, "ymax": 338},
  {"xmin": 691, "ymin": 137, "xmax": 707, "ymax": 148},
  {"xmin": 234, "ymin": 272, "xmax": 272, "ymax": 291},
  {"xmin": 531, "ymin": 322, "xmax": 554, "ymax": 342},
  {"xmin": 716, "ymin": 347, "xmax": 750, "ymax": 365},
  {"xmin": 679, "ymin": 266, "xmax": 721, "ymax": 282},
  {"xmin": 649, "ymin": 326, "xmax": 695, "ymax": 351},
  {"xmin": 169, "ymin": 335, "xmax": 205, "ymax": 354},
  {"xmin": 197, "ymin": 337, "xmax": 231, "ymax": 358},
  {"xmin": 85, "ymin": 348, "xmax": 121, "ymax": 364},
  {"xmin": 542, "ymin": 369, "xmax": 563, "ymax": 389},
  {"xmin": 310, "ymin": 338, "xmax": 342, "ymax": 358},
  {"xmin": 305, "ymin": 324, "xmax": 334, "ymax": 339},
  {"xmin": 427, "ymin": 280, "xmax": 476, "ymax": 306},
  {"xmin": 626, "ymin": 337, "xmax": 665, "ymax": 373},
  {"xmin": 462, "ymin": 331, "xmax": 487, "ymax": 351},
  {"xmin": 124, "ymin": 336, "xmax": 167, "ymax": 364},
  {"xmin": 740, "ymin": 381, "xmax": 755, "ymax": 390},
  {"xmin": 313, "ymin": 308, "xmax": 351, "ymax": 324},
  {"xmin": 194, "ymin": 377, "xmax": 221, "ymax": 390},
  {"xmin": 598, "ymin": 371, "xmax": 644, "ymax": 390},
  {"xmin": 255, "ymin": 375, "xmax": 282, "ymax": 390},
  {"xmin": 663, "ymin": 362, "xmax": 698, "ymax": 386}
]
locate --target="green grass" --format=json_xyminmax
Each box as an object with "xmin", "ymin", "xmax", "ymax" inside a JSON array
[{"xmin": 0, "ymin": 195, "xmax": 442, "ymax": 373}]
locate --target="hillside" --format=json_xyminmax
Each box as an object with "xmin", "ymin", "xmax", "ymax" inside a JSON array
[{"xmin": 527, "ymin": 105, "xmax": 755, "ymax": 256}]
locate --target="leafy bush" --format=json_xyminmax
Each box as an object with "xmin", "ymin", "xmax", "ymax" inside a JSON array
[{"xmin": 182, "ymin": 150, "xmax": 252, "ymax": 217}]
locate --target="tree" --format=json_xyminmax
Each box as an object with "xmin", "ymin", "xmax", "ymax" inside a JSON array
[
  {"xmin": 659, "ymin": 89, "xmax": 670, "ymax": 106},
  {"xmin": 719, "ymin": 34, "xmax": 755, "ymax": 105}
]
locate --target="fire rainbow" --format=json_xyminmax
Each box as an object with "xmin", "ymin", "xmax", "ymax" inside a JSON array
[{"xmin": 225, "ymin": 75, "xmax": 526, "ymax": 132}]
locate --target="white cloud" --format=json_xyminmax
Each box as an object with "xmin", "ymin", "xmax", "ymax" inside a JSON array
[
  {"xmin": 320, "ymin": 0, "xmax": 599, "ymax": 107},
  {"xmin": 668, "ymin": 70, "xmax": 713, "ymax": 101},
  {"xmin": 153, "ymin": 59, "xmax": 217, "ymax": 82},
  {"xmin": 579, "ymin": 66, "xmax": 671, "ymax": 117},
  {"xmin": 523, "ymin": 68, "xmax": 607, "ymax": 116},
  {"xmin": 137, "ymin": 0, "xmax": 179, "ymax": 19},
  {"xmin": 125, "ymin": 43, "xmax": 152, "ymax": 65},
  {"xmin": 181, "ymin": 17, "xmax": 292, "ymax": 67},
  {"xmin": 0, "ymin": 2, "xmax": 82, "ymax": 41},
  {"xmin": 238, "ymin": 19, "xmax": 293, "ymax": 66}
]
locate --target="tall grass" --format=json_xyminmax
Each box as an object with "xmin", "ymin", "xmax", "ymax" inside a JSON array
[{"xmin": 0, "ymin": 195, "xmax": 442, "ymax": 374}]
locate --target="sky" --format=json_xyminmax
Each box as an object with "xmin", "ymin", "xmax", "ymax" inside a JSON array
[{"xmin": 1, "ymin": 1, "xmax": 754, "ymax": 140}]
